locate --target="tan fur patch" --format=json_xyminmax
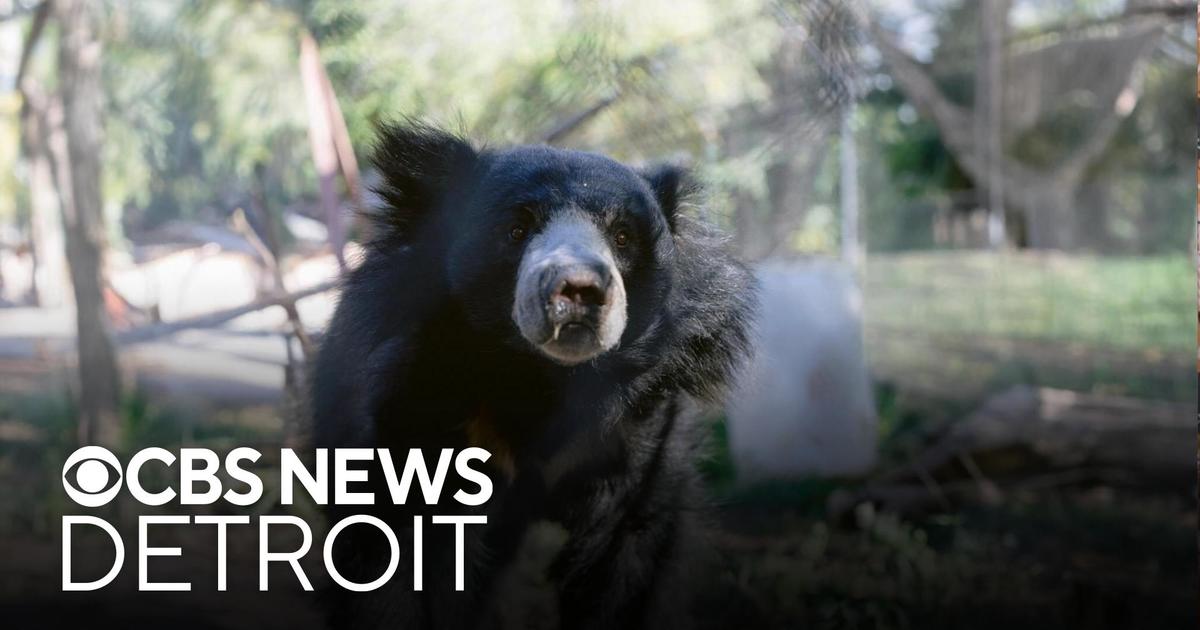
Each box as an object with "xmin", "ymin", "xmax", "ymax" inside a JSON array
[{"xmin": 466, "ymin": 408, "xmax": 517, "ymax": 481}]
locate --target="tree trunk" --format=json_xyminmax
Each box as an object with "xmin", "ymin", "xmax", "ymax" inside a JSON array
[
  {"xmin": 15, "ymin": 2, "xmax": 68, "ymax": 308},
  {"xmin": 299, "ymin": 29, "xmax": 346, "ymax": 270},
  {"xmin": 976, "ymin": 0, "xmax": 1009, "ymax": 248},
  {"xmin": 20, "ymin": 96, "xmax": 70, "ymax": 308},
  {"xmin": 839, "ymin": 102, "xmax": 860, "ymax": 268},
  {"xmin": 55, "ymin": 0, "xmax": 122, "ymax": 447},
  {"xmin": 870, "ymin": 16, "xmax": 1161, "ymax": 251},
  {"xmin": 1012, "ymin": 181, "xmax": 1077, "ymax": 250},
  {"xmin": 732, "ymin": 189, "xmax": 769, "ymax": 260}
]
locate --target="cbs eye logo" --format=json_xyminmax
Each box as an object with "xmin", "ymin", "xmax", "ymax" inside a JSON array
[{"xmin": 62, "ymin": 446, "xmax": 123, "ymax": 507}]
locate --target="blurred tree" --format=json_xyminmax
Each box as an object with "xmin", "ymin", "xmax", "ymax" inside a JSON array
[
  {"xmin": 298, "ymin": 28, "xmax": 345, "ymax": 268},
  {"xmin": 55, "ymin": 0, "xmax": 122, "ymax": 446},
  {"xmin": 974, "ymin": 0, "xmax": 1008, "ymax": 248},
  {"xmin": 6, "ymin": 0, "xmax": 1188, "ymax": 264},
  {"xmin": 701, "ymin": 0, "xmax": 861, "ymax": 259},
  {"xmin": 15, "ymin": 0, "xmax": 69, "ymax": 308},
  {"xmin": 871, "ymin": 1, "xmax": 1176, "ymax": 249},
  {"xmin": 102, "ymin": 1, "xmax": 310, "ymax": 234}
]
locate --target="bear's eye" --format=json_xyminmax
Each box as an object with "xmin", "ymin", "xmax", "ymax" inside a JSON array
[
  {"xmin": 509, "ymin": 225, "xmax": 528, "ymax": 242},
  {"xmin": 613, "ymin": 229, "xmax": 630, "ymax": 248}
]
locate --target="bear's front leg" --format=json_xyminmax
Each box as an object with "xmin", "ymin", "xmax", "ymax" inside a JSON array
[
  {"xmin": 324, "ymin": 520, "xmax": 428, "ymax": 630},
  {"xmin": 551, "ymin": 488, "xmax": 696, "ymax": 630},
  {"xmin": 547, "ymin": 398, "xmax": 700, "ymax": 630}
]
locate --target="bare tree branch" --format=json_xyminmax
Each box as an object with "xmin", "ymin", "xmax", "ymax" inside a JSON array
[
  {"xmin": 868, "ymin": 21, "xmax": 985, "ymax": 177},
  {"xmin": 14, "ymin": 0, "xmax": 50, "ymax": 90},
  {"xmin": 869, "ymin": 14, "xmax": 1164, "ymax": 248},
  {"xmin": 1054, "ymin": 25, "xmax": 1163, "ymax": 184},
  {"xmin": 299, "ymin": 28, "xmax": 346, "ymax": 271},
  {"xmin": 1009, "ymin": 1, "xmax": 1190, "ymax": 45},
  {"xmin": 541, "ymin": 92, "xmax": 621, "ymax": 144},
  {"xmin": 117, "ymin": 281, "xmax": 337, "ymax": 345},
  {"xmin": 230, "ymin": 208, "xmax": 315, "ymax": 360}
]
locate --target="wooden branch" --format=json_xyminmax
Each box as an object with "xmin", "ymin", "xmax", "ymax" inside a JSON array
[
  {"xmin": 14, "ymin": 0, "xmax": 50, "ymax": 90},
  {"xmin": 870, "ymin": 15, "xmax": 1161, "ymax": 239},
  {"xmin": 868, "ymin": 18, "xmax": 1059, "ymax": 201},
  {"xmin": 541, "ymin": 92, "xmax": 621, "ymax": 144},
  {"xmin": 230, "ymin": 208, "xmax": 316, "ymax": 360},
  {"xmin": 1009, "ymin": 2, "xmax": 1189, "ymax": 45},
  {"xmin": 870, "ymin": 19, "xmax": 1044, "ymax": 188},
  {"xmin": 1055, "ymin": 23, "xmax": 1164, "ymax": 185},
  {"xmin": 299, "ymin": 29, "xmax": 346, "ymax": 271},
  {"xmin": 868, "ymin": 21, "xmax": 974, "ymax": 161},
  {"xmin": 115, "ymin": 281, "xmax": 337, "ymax": 345},
  {"xmin": 319, "ymin": 61, "xmax": 364, "ymax": 216}
]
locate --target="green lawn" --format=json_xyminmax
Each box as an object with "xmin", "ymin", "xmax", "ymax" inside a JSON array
[
  {"xmin": 863, "ymin": 251, "xmax": 1192, "ymax": 354},
  {"xmin": 860, "ymin": 252, "xmax": 1194, "ymax": 406}
]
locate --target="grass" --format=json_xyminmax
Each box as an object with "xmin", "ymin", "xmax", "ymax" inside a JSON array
[
  {"xmin": 863, "ymin": 251, "xmax": 1192, "ymax": 353},
  {"xmin": 861, "ymin": 251, "xmax": 1194, "ymax": 403}
]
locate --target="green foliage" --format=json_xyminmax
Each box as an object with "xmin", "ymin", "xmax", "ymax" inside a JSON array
[
  {"xmin": 102, "ymin": 1, "xmax": 310, "ymax": 231},
  {"xmin": 858, "ymin": 93, "xmax": 953, "ymax": 252},
  {"xmin": 0, "ymin": 0, "xmax": 782, "ymax": 240},
  {"xmin": 1, "ymin": 0, "xmax": 1189, "ymax": 255}
]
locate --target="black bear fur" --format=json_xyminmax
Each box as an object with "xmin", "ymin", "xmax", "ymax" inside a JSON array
[{"xmin": 311, "ymin": 121, "xmax": 756, "ymax": 630}]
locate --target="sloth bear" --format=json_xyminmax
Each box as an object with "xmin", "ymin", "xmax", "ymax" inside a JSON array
[{"xmin": 311, "ymin": 122, "xmax": 755, "ymax": 630}]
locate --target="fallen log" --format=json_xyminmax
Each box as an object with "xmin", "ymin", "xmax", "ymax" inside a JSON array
[
  {"xmin": 895, "ymin": 385, "xmax": 1191, "ymax": 480},
  {"xmin": 829, "ymin": 385, "xmax": 1193, "ymax": 518},
  {"xmin": 115, "ymin": 280, "xmax": 337, "ymax": 345}
]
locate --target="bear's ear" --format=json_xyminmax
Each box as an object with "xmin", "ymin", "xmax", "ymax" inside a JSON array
[
  {"xmin": 640, "ymin": 163, "xmax": 698, "ymax": 233},
  {"xmin": 368, "ymin": 121, "xmax": 477, "ymax": 244}
]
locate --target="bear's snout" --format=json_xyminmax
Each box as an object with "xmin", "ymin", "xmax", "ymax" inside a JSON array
[
  {"xmin": 513, "ymin": 213, "xmax": 628, "ymax": 365},
  {"xmin": 546, "ymin": 263, "xmax": 611, "ymax": 323}
]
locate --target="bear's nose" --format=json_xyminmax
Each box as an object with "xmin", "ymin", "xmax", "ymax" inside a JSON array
[{"xmin": 546, "ymin": 264, "xmax": 609, "ymax": 322}]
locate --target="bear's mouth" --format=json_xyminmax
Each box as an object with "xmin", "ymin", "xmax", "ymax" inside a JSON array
[
  {"xmin": 552, "ymin": 321, "xmax": 596, "ymax": 345},
  {"xmin": 538, "ymin": 322, "xmax": 603, "ymax": 364}
]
